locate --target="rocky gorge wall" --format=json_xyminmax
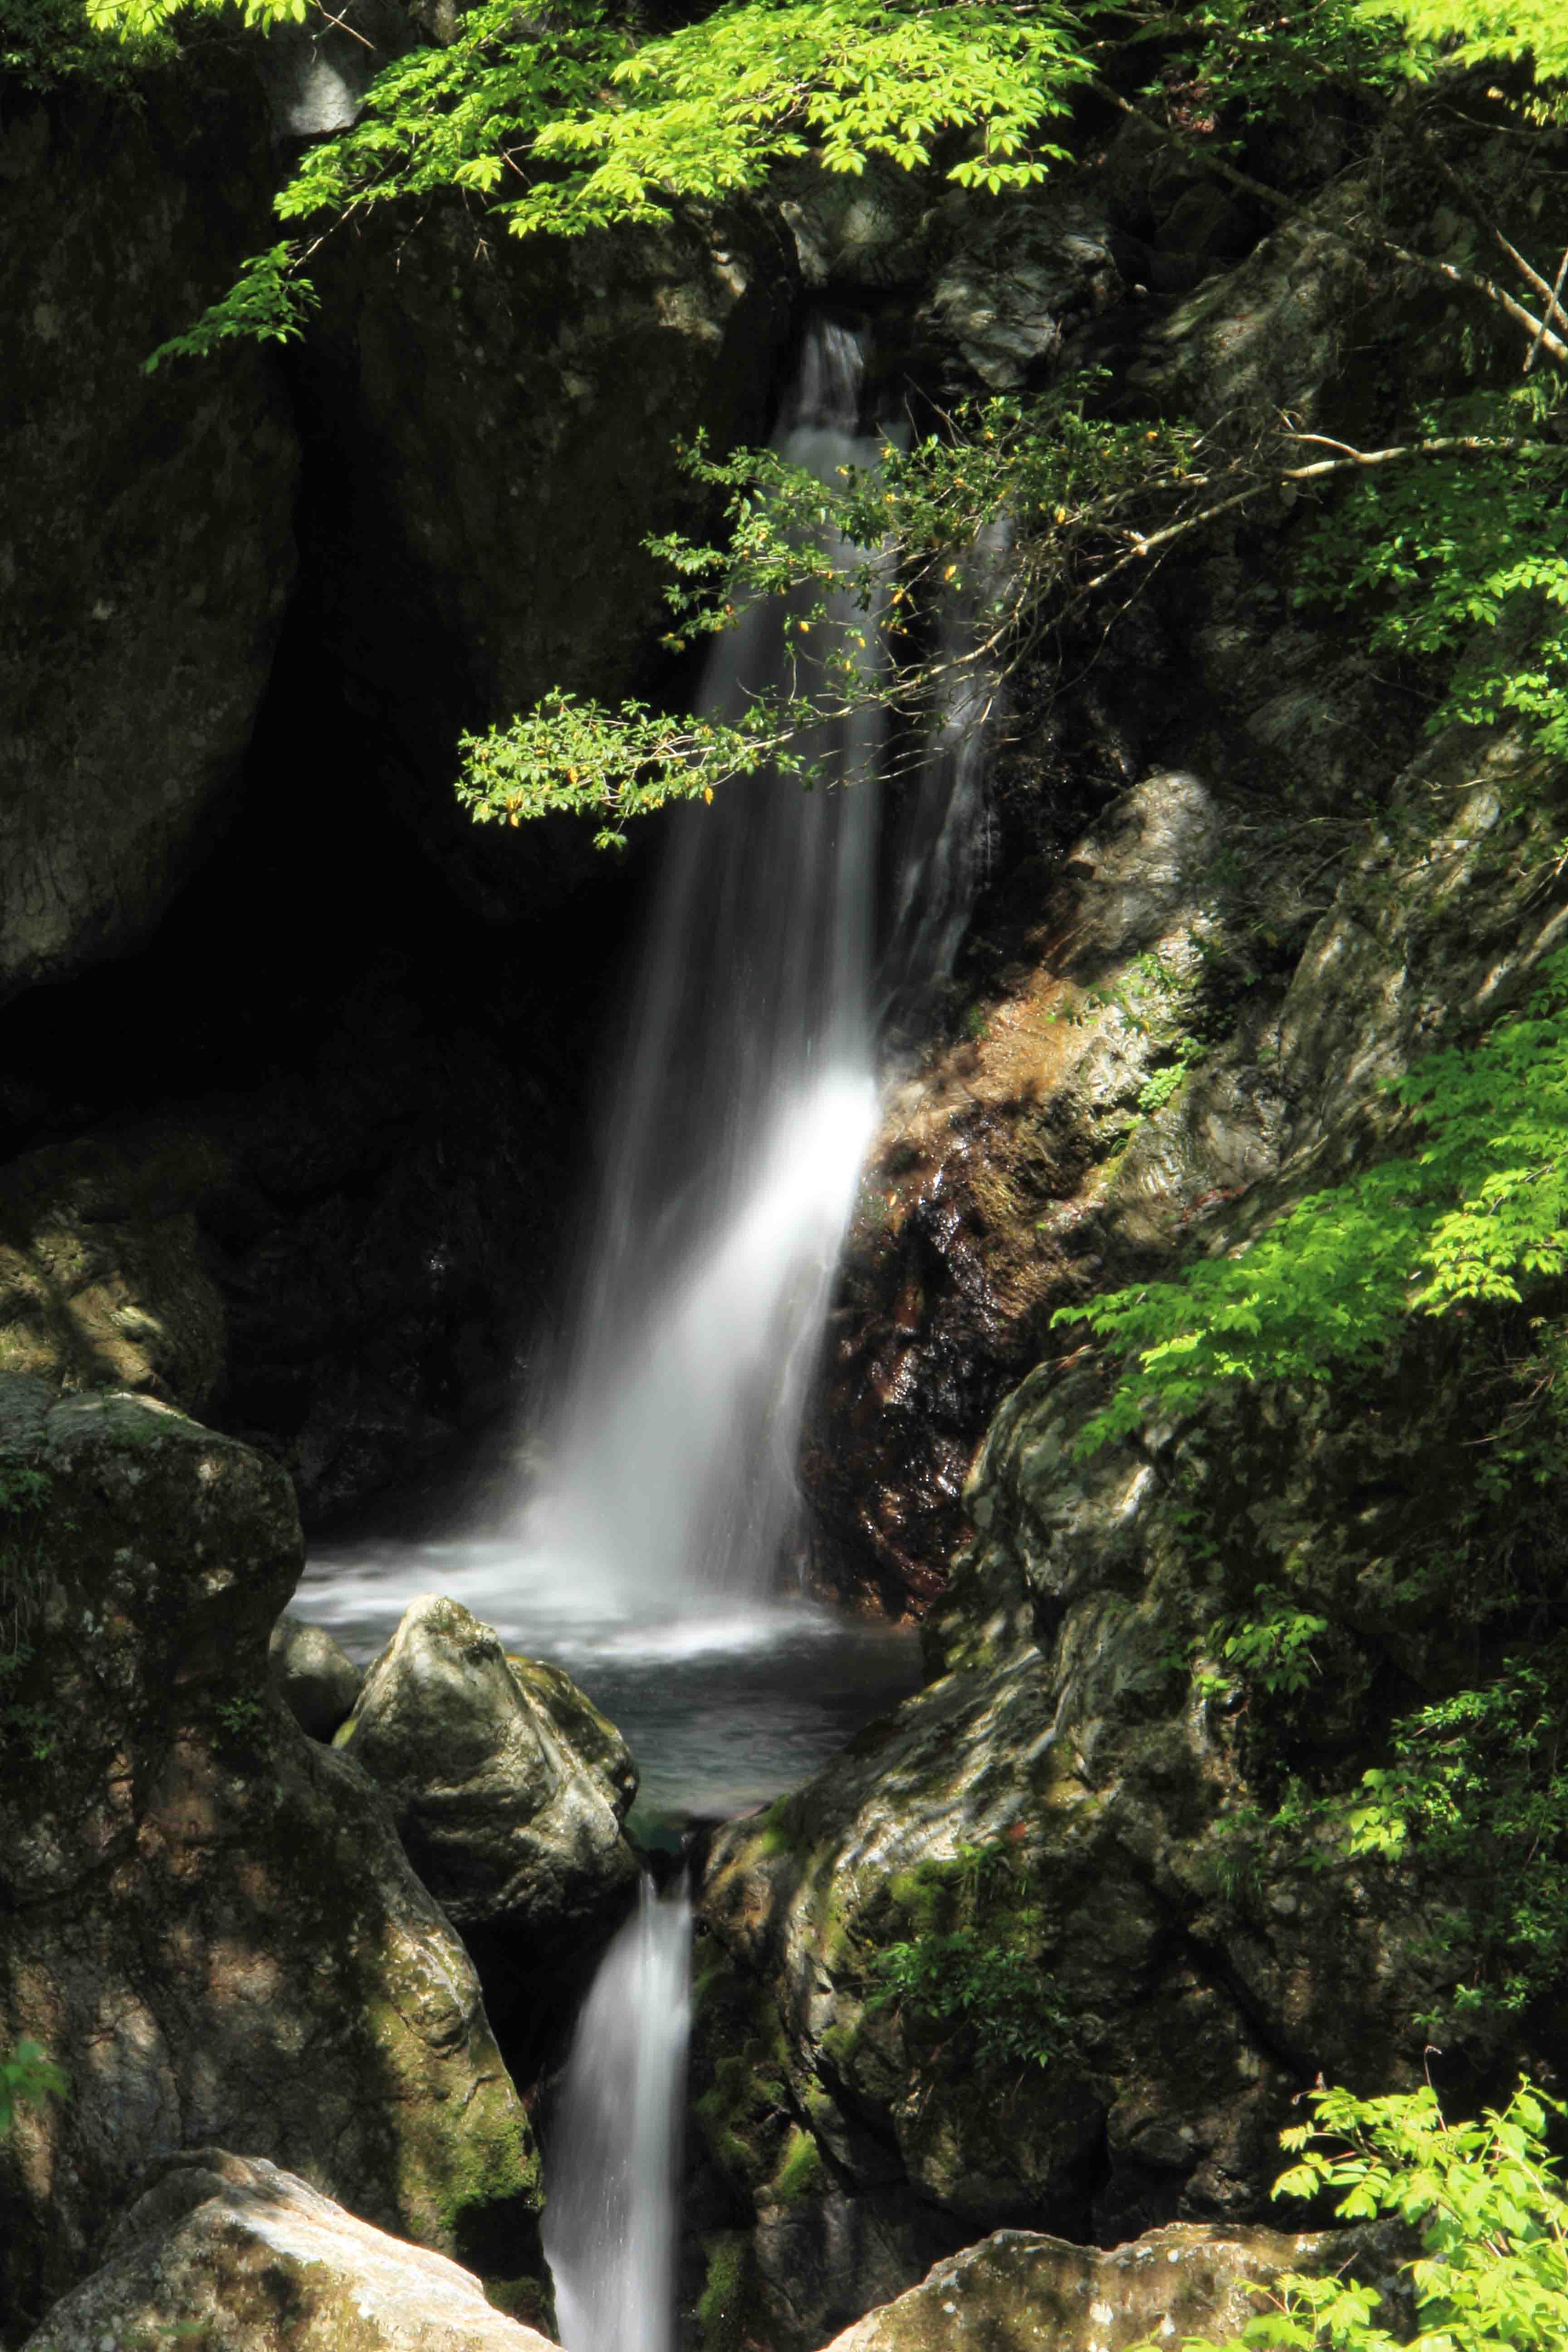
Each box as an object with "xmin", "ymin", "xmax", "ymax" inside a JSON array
[{"xmin": 4, "ymin": 15, "xmax": 1568, "ymax": 2352}]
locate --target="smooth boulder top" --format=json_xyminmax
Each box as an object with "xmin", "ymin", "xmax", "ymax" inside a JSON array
[
  {"xmin": 818, "ymin": 2222, "xmax": 1405, "ymax": 2352},
  {"xmin": 21, "ymin": 2149, "xmax": 554, "ymax": 2352}
]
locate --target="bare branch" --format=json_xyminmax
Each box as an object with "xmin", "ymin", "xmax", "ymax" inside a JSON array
[{"xmin": 1527, "ymin": 248, "xmax": 1568, "ymax": 375}]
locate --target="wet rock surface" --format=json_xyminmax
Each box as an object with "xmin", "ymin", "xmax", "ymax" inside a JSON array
[
  {"xmin": 701, "ymin": 716, "xmax": 1568, "ymax": 2339},
  {"xmin": 0, "ymin": 1381, "xmax": 545, "ymax": 2337},
  {"xmin": 20, "ymin": 2149, "xmax": 555, "ymax": 2352}
]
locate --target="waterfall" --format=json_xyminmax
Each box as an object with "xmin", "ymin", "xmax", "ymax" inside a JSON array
[
  {"xmin": 526, "ymin": 319, "xmax": 890, "ymax": 1608},
  {"xmin": 543, "ymin": 1877, "xmax": 693, "ymax": 2352},
  {"xmin": 535, "ymin": 322, "xmax": 1002, "ymax": 2352}
]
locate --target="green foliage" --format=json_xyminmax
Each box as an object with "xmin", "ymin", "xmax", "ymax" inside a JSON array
[
  {"xmin": 1205, "ymin": 1584, "xmax": 1331, "ymax": 1701},
  {"xmin": 270, "ymin": 0, "xmax": 625, "ymax": 232},
  {"xmin": 1142, "ymin": 2079, "xmax": 1568, "ymax": 2352},
  {"xmin": 1062, "ymin": 947, "xmax": 1568, "ymax": 1453},
  {"xmin": 457, "ymin": 382, "xmax": 1207, "ymax": 829},
  {"xmin": 0, "ymin": 0, "xmax": 167, "ymax": 86},
  {"xmin": 1261, "ymin": 1648, "xmax": 1568, "ymax": 2023},
  {"xmin": 1367, "ymin": 0, "xmax": 1568, "ymax": 84},
  {"xmin": 1296, "ymin": 397, "xmax": 1568, "ymax": 759},
  {"xmin": 144, "ymin": 244, "xmax": 319, "ymax": 373},
  {"xmin": 456, "ymin": 689, "xmax": 820, "ymax": 850},
  {"xmin": 1130, "ymin": 0, "xmax": 1414, "ymax": 118},
  {"xmin": 213, "ymin": 1690, "xmax": 266, "ymax": 1744},
  {"xmin": 862, "ymin": 1840, "xmax": 1073, "ymax": 2073},
  {"xmin": 91, "ymin": 0, "xmax": 1091, "ymax": 244},
  {"xmin": 0, "ymin": 2040, "xmax": 68, "ymax": 2135}
]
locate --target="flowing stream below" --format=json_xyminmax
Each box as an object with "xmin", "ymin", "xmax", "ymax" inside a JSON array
[{"xmin": 300, "ymin": 314, "xmax": 996, "ymax": 2352}]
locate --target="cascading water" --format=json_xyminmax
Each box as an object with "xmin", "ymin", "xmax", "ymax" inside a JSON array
[
  {"xmin": 300, "ymin": 317, "xmax": 1000, "ymax": 2352},
  {"xmin": 543, "ymin": 1877, "xmax": 693, "ymax": 2352},
  {"xmin": 529, "ymin": 318, "xmax": 889, "ymax": 1610}
]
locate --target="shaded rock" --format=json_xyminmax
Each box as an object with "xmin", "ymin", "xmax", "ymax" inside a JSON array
[
  {"xmin": 0, "ymin": 972, "xmax": 582, "ymax": 1527},
  {"xmin": 294, "ymin": 196, "xmax": 797, "ymax": 921},
  {"xmin": 1124, "ymin": 180, "xmax": 1369, "ymax": 428},
  {"xmin": 0, "ymin": 1381, "xmax": 545, "ymax": 2338},
  {"xmin": 919, "ymin": 185, "xmax": 1124, "ymax": 391},
  {"xmin": 0, "ymin": 63, "xmax": 297, "ymax": 1004},
  {"xmin": 336, "ymin": 1595, "xmax": 640, "ymax": 1940},
  {"xmin": 21, "ymin": 2148, "xmax": 554, "ymax": 2352},
  {"xmin": 819, "ymin": 2222, "xmax": 1406, "ymax": 2352},
  {"xmin": 269, "ymin": 1613, "xmax": 364, "ymax": 1741}
]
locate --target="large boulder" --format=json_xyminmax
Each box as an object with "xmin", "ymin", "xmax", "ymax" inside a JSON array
[
  {"xmin": 0, "ymin": 1382, "xmax": 546, "ymax": 2341},
  {"xmin": 20, "ymin": 2149, "xmax": 554, "ymax": 2352},
  {"xmin": 0, "ymin": 59, "xmax": 297, "ymax": 1004},
  {"xmin": 335, "ymin": 1595, "xmax": 640, "ymax": 1942},
  {"xmin": 816, "ymin": 2223, "xmax": 1406, "ymax": 2352}
]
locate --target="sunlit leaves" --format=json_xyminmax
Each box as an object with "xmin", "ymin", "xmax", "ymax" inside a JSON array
[
  {"xmin": 143, "ymin": 243, "xmax": 318, "ymax": 372},
  {"xmin": 1063, "ymin": 949, "xmax": 1568, "ymax": 1453},
  {"xmin": 1139, "ymin": 2079, "xmax": 1568, "ymax": 2352}
]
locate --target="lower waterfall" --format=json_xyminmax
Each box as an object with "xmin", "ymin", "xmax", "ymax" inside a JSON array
[{"xmin": 543, "ymin": 1878, "xmax": 694, "ymax": 2352}]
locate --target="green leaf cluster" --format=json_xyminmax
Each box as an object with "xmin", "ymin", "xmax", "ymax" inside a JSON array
[
  {"xmin": 1061, "ymin": 947, "xmax": 1568, "ymax": 1455},
  {"xmin": 862, "ymin": 1839, "xmax": 1073, "ymax": 2073},
  {"xmin": 1139, "ymin": 2078, "xmax": 1568, "ymax": 2352},
  {"xmin": 1296, "ymin": 397, "xmax": 1568, "ymax": 760},
  {"xmin": 0, "ymin": 0, "xmax": 169, "ymax": 86},
  {"xmin": 1260, "ymin": 1646, "xmax": 1568, "ymax": 2022},
  {"xmin": 1368, "ymin": 0, "xmax": 1568, "ymax": 85},
  {"xmin": 0, "ymin": 2040, "xmax": 68, "ymax": 2135}
]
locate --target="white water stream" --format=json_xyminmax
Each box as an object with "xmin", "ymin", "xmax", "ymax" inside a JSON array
[{"xmin": 302, "ymin": 318, "xmax": 1000, "ymax": 2352}]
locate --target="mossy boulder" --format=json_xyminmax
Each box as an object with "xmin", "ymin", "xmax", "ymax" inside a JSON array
[
  {"xmin": 19, "ymin": 2149, "xmax": 555, "ymax": 2352},
  {"xmin": 0, "ymin": 1381, "xmax": 545, "ymax": 2342},
  {"xmin": 335, "ymin": 1595, "xmax": 639, "ymax": 1942}
]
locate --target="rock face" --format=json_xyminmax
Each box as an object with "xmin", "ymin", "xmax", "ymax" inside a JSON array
[
  {"xmin": 0, "ymin": 61, "xmax": 297, "ymax": 1004},
  {"xmin": 336, "ymin": 1595, "xmax": 640, "ymax": 1940},
  {"xmin": 20, "ymin": 2149, "xmax": 554, "ymax": 2352},
  {"xmin": 294, "ymin": 197, "xmax": 797, "ymax": 918},
  {"xmin": 817, "ymin": 2223, "xmax": 1404, "ymax": 2352},
  {"xmin": 0, "ymin": 972, "xmax": 583, "ymax": 1528},
  {"xmin": 0, "ymin": 1381, "xmax": 545, "ymax": 2340},
  {"xmin": 697, "ymin": 705, "xmax": 1568, "ymax": 2342}
]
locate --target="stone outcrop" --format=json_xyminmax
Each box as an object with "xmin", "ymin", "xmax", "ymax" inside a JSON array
[
  {"xmin": 269, "ymin": 1614, "xmax": 363, "ymax": 1741},
  {"xmin": 335, "ymin": 1595, "xmax": 639, "ymax": 1942},
  {"xmin": 0, "ymin": 58, "xmax": 297, "ymax": 1005},
  {"xmin": 816, "ymin": 2222, "xmax": 1406, "ymax": 2352},
  {"xmin": 0, "ymin": 1381, "xmax": 545, "ymax": 2341},
  {"xmin": 20, "ymin": 2149, "xmax": 554, "ymax": 2352},
  {"xmin": 699, "ymin": 709, "xmax": 1568, "ymax": 2340}
]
